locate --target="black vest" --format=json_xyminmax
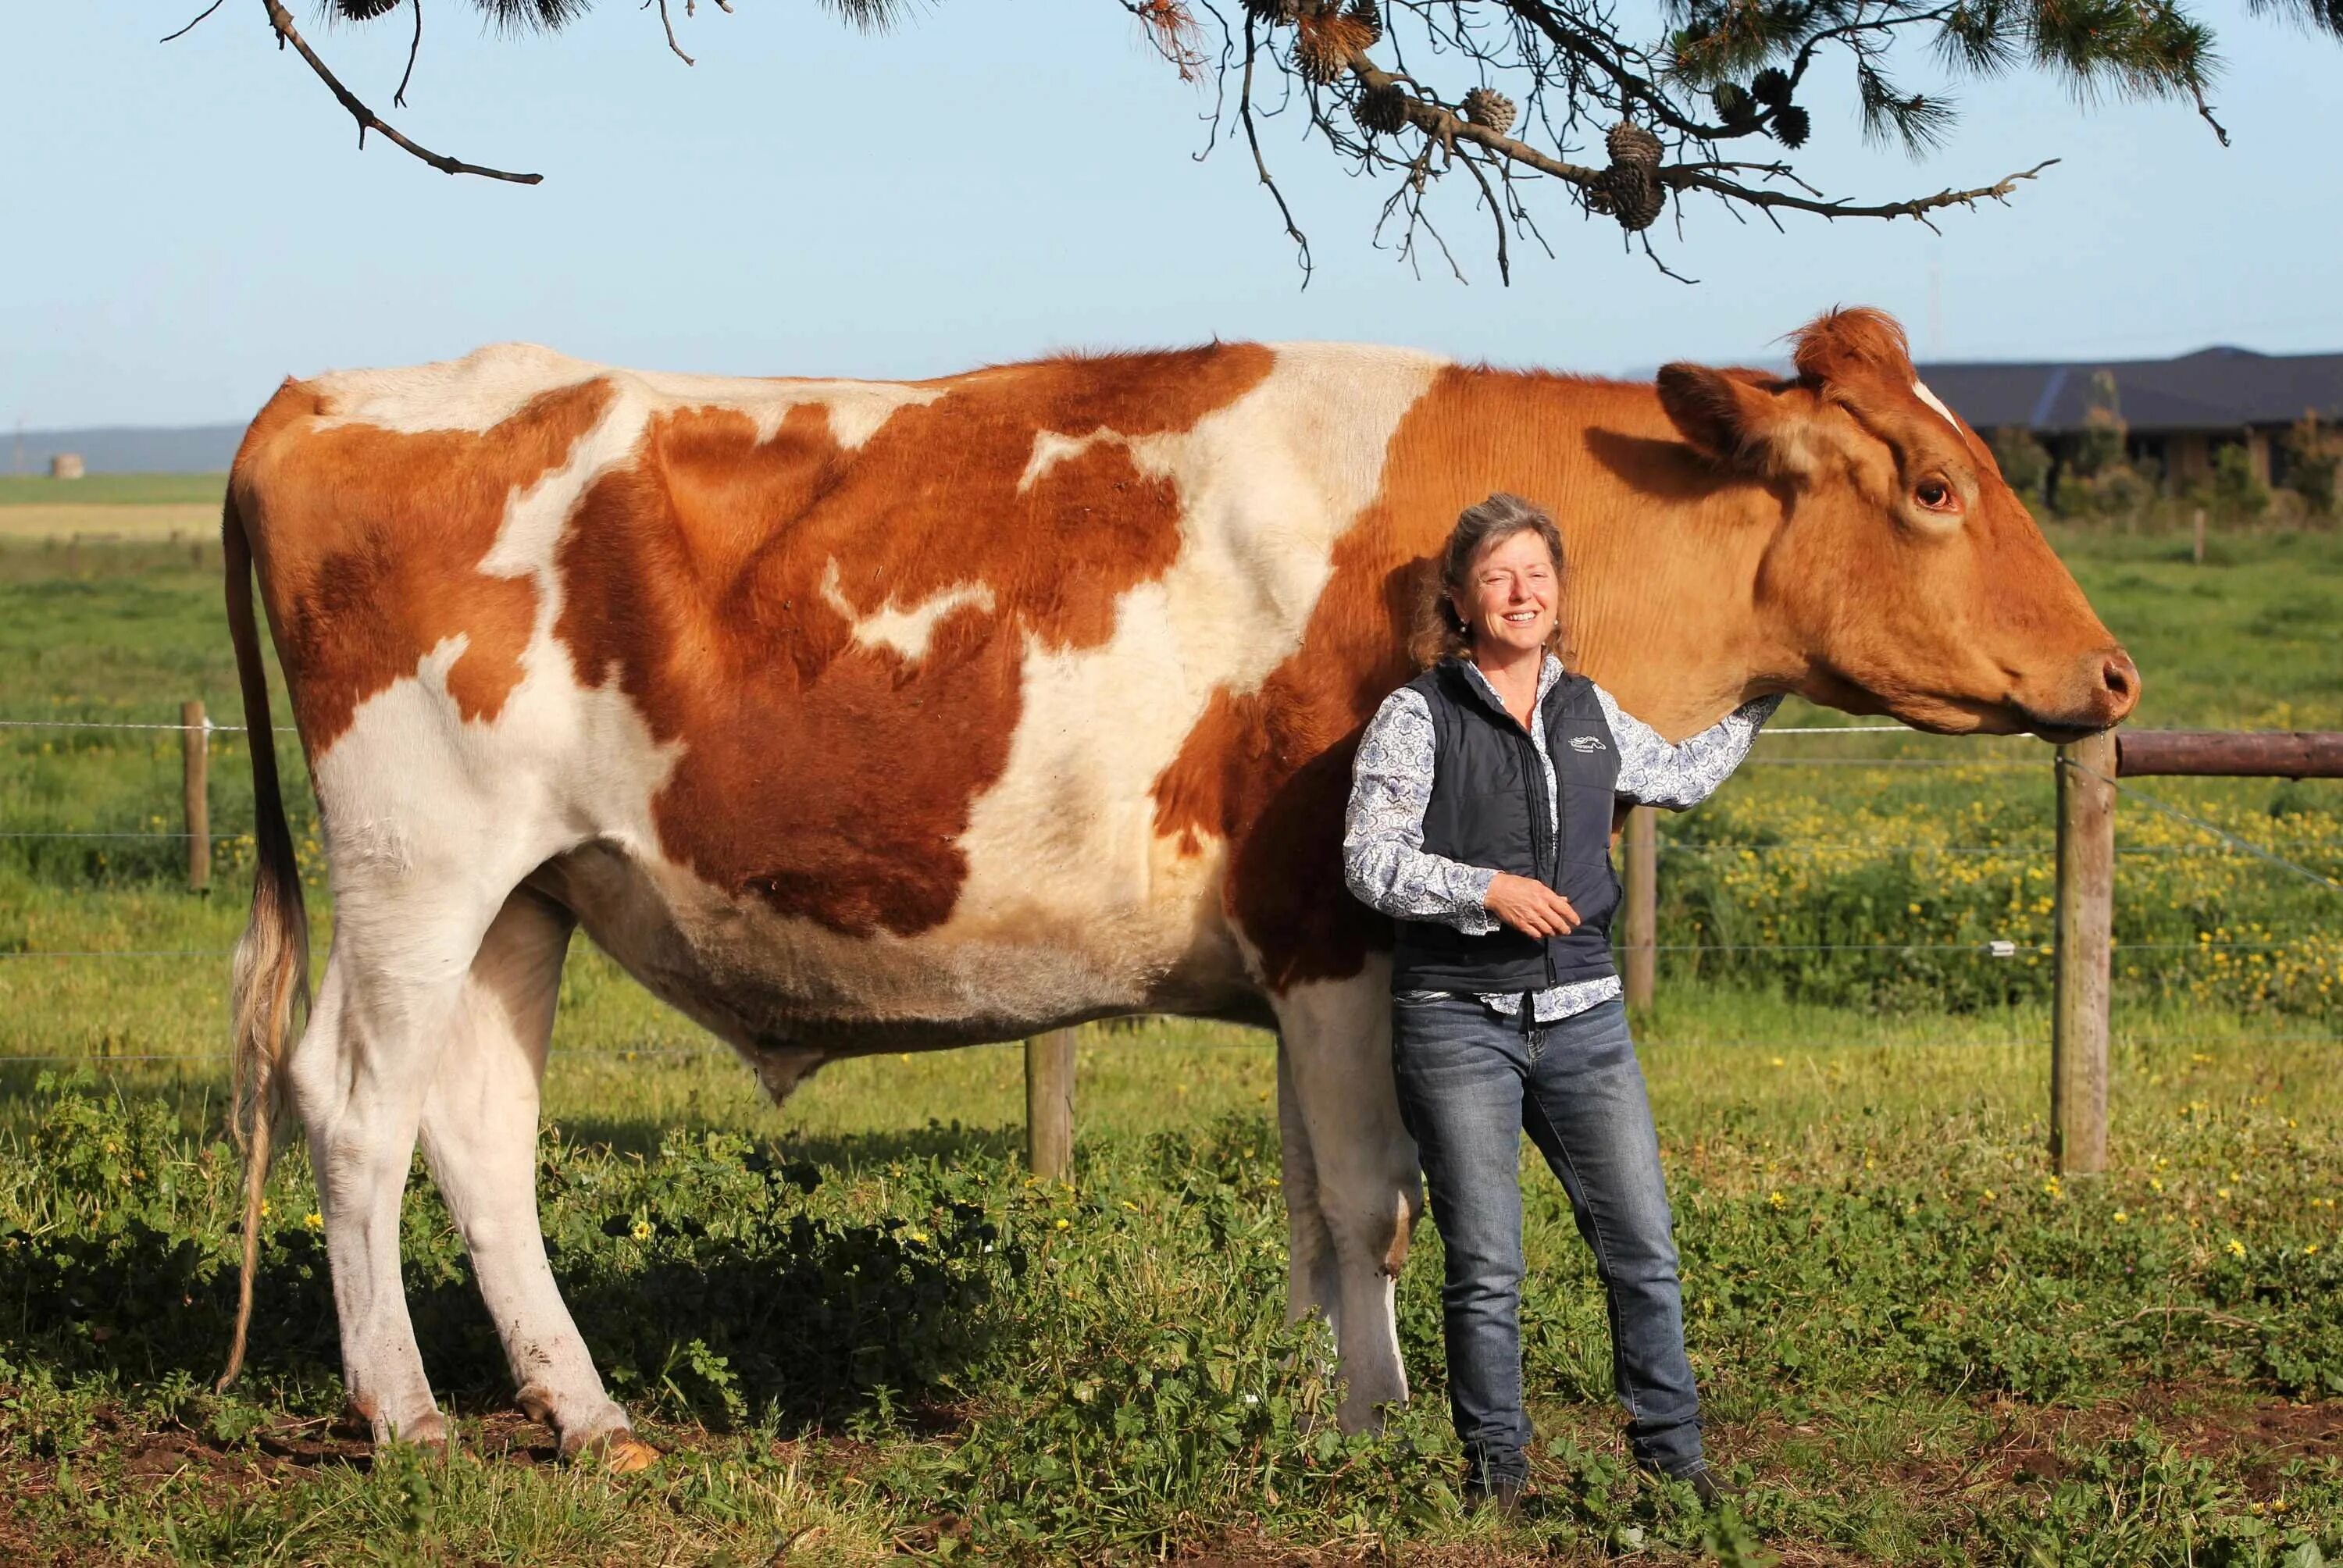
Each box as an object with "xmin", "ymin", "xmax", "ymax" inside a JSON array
[{"xmin": 1389, "ymin": 659, "xmax": 1624, "ymax": 995}]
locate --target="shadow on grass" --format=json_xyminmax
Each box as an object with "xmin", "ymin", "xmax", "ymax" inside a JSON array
[{"xmin": 2, "ymin": 1124, "xmax": 1022, "ymax": 1436}]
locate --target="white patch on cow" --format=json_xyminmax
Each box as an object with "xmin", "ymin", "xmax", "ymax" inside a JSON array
[
  {"xmin": 944, "ymin": 343, "xmax": 1443, "ymax": 976},
  {"xmin": 306, "ymin": 342, "xmax": 943, "ymax": 451},
  {"xmin": 627, "ymin": 368, "xmax": 947, "ymax": 449},
  {"xmin": 1018, "ymin": 429, "xmax": 1125, "ymax": 492},
  {"xmin": 1913, "ymin": 379, "xmax": 1960, "ymax": 431},
  {"xmin": 818, "ymin": 558, "xmax": 998, "ymax": 663}
]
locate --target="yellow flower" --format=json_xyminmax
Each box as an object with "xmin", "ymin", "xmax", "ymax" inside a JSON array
[
  {"xmin": 303, "ymin": 1211, "xmax": 323, "ymax": 1231},
  {"xmin": 2113, "ymin": 1211, "xmax": 2128, "ymax": 1224},
  {"xmin": 2306, "ymin": 1244, "xmax": 2320, "ymax": 1256},
  {"xmin": 1054, "ymin": 1218, "xmax": 1071, "ymax": 1231},
  {"xmin": 2225, "ymin": 1238, "xmax": 2246, "ymax": 1259},
  {"xmin": 630, "ymin": 1220, "xmax": 653, "ymax": 1241},
  {"xmin": 1981, "ymin": 1189, "xmax": 1997, "ymax": 1203},
  {"xmin": 1769, "ymin": 1057, "xmax": 1786, "ymax": 1069},
  {"xmin": 908, "ymin": 1231, "xmax": 929, "ymax": 1245},
  {"xmin": 2149, "ymin": 1178, "xmax": 2164, "ymax": 1193},
  {"xmin": 2042, "ymin": 1178, "xmax": 2061, "ymax": 1198},
  {"xmin": 2217, "ymin": 1188, "xmax": 2232, "ymax": 1200},
  {"xmin": 1767, "ymin": 1191, "xmax": 1786, "ymax": 1210},
  {"xmin": 259, "ymin": 1199, "xmax": 271, "ymax": 1217}
]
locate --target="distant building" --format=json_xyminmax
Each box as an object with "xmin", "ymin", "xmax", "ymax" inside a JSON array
[
  {"xmin": 1915, "ymin": 346, "xmax": 2343, "ymax": 491},
  {"xmin": 48, "ymin": 453, "xmax": 85, "ymax": 480}
]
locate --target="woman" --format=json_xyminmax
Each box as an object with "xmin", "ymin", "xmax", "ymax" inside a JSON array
[{"xmin": 1343, "ymin": 493, "xmax": 1781, "ymax": 1512}]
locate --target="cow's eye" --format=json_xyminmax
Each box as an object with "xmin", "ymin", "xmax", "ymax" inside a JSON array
[{"xmin": 1914, "ymin": 479, "xmax": 1958, "ymax": 511}]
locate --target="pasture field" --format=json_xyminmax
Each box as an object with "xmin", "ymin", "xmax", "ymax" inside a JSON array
[
  {"xmin": 0, "ymin": 522, "xmax": 2338, "ymax": 1563},
  {"xmin": 0, "ymin": 476, "xmax": 231, "ymax": 509}
]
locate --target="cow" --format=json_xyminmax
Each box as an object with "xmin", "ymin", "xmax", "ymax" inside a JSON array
[{"xmin": 216, "ymin": 307, "xmax": 2137, "ymax": 1467}]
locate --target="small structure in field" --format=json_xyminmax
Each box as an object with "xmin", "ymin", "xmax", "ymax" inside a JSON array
[{"xmin": 48, "ymin": 453, "xmax": 85, "ymax": 480}]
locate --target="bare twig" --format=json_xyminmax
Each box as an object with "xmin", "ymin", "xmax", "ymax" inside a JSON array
[
  {"xmin": 2191, "ymin": 86, "xmax": 2231, "ymax": 147},
  {"xmin": 161, "ymin": 0, "xmax": 227, "ymax": 43},
  {"xmin": 1239, "ymin": 15, "xmax": 1313, "ymax": 285},
  {"xmin": 257, "ymin": 0, "xmax": 542, "ymax": 184},
  {"xmin": 656, "ymin": 0, "xmax": 696, "ymax": 66},
  {"xmin": 394, "ymin": 0, "xmax": 423, "ymax": 108},
  {"xmin": 1457, "ymin": 147, "xmax": 1510, "ymax": 283},
  {"xmin": 1666, "ymin": 158, "xmax": 2058, "ymax": 230}
]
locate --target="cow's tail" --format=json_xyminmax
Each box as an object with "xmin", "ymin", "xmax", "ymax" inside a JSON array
[{"xmin": 217, "ymin": 481, "xmax": 309, "ymax": 1392}]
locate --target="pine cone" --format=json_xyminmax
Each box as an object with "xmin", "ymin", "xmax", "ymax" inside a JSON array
[
  {"xmin": 336, "ymin": 0, "xmax": 403, "ymax": 17},
  {"xmin": 1354, "ymin": 82, "xmax": 1409, "ymax": 136},
  {"xmin": 1293, "ymin": 7, "xmax": 1375, "ymax": 82},
  {"xmin": 1771, "ymin": 103, "xmax": 1811, "ymax": 149},
  {"xmin": 1752, "ymin": 66, "xmax": 1793, "ymax": 107},
  {"xmin": 1345, "ymin": 0, "xmax": 1382, "ymax": 44},
  {"xmin": 1607, "ymin": 121, "xmax": 1663, "ymax": 169},
  {"xmin": 1593, "ymin": 161, "xmax": 1665, "ymax": 232},
  {"xmin": 1460, "ymin": 87, "xmax": 1517, "ymax": 136},
  {"xmin": 1711, "ymin": 81, "xmax": 1759, "ymax": 131},
  {"xmin": 1242, "ymin": 0, "xmax": 1307, "ymax": 27}
]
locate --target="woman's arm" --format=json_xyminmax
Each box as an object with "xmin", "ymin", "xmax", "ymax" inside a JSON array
[
  {"xmin": 1596, "ymin": 688, "xmax": 1786, "ymax": 810},
  {"xmin": 1342, "ymin": 689, "xmax": 1502, "ymax": 935}
]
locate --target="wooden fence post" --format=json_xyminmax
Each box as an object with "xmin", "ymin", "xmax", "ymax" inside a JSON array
[
  {"xmin": 2052, "ymin": 730, "xmax": 2116, "ymax": 1174},
  {"xmin": 1622, "ymin": 804, "xmax": 1657, "ymax": 1009},
  {"xmin": 2191, "ymin": 508, "xmax": 2206, "ymax": 567},
  {"xmin": 1025, "ymin": 1029, "xmax": 1077, "ymax": 1181},
  {"xmin": 181, "ymin": 700, "xmax": 210, "ymax": 892}
]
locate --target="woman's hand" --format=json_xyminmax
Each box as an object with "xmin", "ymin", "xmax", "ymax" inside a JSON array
[{"xmin": 1482, "ymin": 872, "xmax": 1580, "ymax": 938}]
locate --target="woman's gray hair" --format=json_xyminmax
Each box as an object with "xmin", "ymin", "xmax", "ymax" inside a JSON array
[{"xmin": 1409, "ymin": 492, "xmax": 1568, "ymax": 668}]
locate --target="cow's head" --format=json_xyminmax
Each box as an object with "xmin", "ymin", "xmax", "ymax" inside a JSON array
[{"xmin": 1656, "ymin": 307, "xmax": 2138, "ymax": 739}]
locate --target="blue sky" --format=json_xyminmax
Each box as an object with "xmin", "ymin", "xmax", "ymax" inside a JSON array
[{"xmin": 5, "ymin": 2, "xmax": 2340, "ymax": 427}]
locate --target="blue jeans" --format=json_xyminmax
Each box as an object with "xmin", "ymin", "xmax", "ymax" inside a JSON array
[{"xmin": 1392, "ymin": 992, "xmax": 1702, "ymax": 1486}]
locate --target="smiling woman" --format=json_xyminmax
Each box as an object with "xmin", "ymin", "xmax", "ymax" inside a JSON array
[{"xmin": 1343, "ymin": 490, "xmax": 1784, "ymax": 1512}]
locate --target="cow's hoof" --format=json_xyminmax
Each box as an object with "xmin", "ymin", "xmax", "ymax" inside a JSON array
[{"xmin": 591, "ymin": 1435, "xmax": 662, "ymax": 1474}]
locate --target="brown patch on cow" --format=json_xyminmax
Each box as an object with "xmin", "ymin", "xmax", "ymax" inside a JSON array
[
  {"xmin": 1381, "ymin": 1188, "xmax": 1414, "ymax": 1276},
  {"xmin": 233, "ymin": 377, "xmax": 616, "ymax": 751},
  {"xmin": 555, "ymin": 344, "xmax": 1275, "ymax": 938},
  {"xmin": 1150, "ymin": 363, "xmax": 1774, "ymax": 989}
]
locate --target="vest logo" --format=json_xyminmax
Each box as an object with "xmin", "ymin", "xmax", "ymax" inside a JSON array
[{"xmin": 1569, "ymin": 735, "xmax": 1607, "ymax": 754}]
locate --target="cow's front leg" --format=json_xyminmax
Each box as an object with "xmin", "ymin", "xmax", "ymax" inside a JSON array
[{"xmin": 1271, "ymin": 964, "xmax": 1421, "ymax": 1431}]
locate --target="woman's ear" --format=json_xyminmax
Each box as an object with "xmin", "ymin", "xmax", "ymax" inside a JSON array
[{"xmin": 1656, "ymin": 364, "xmax": 1818, "ymax": 479}]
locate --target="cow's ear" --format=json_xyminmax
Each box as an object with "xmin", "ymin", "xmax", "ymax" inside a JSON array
[{"xmin": 1657, "ymin": 364, "xmax": 1813, "ymax": 476}]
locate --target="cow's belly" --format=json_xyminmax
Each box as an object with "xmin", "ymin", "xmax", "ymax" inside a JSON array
[{"xmin": 530, "ymin": 836, "xmax": 1270, "ymax": 1070}]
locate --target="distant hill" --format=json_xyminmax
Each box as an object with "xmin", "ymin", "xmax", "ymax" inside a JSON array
[{"xmin": 6, "ymin": 424, "xmax": 244, "ymax": 476}]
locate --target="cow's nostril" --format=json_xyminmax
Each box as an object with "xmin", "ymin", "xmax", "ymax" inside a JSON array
[{"xmin": 2101, "ymin": 650, "xmax": 2138, "ymax": 704}]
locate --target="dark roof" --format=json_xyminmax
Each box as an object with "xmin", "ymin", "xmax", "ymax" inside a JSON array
[{"xmin": 1912, "ymin": 346, "xmax": 2343, "ymax": 436}]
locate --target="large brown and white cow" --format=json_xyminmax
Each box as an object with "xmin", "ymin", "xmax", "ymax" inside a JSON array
[{"xmin": 218, "ymin": 308, "xmax": 2135, "ymax": 1464}]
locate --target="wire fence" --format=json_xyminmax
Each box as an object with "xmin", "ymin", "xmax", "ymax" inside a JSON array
[{"xmin": 2, "ymin": 710, "xmax": 2338, "ymax": 1077}]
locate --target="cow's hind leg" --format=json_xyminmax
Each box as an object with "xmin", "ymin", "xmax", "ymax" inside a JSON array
[
  {"xmin": 1272, "ymin": 964, "xmax": 1422, "ymax": 1431},
  {"xmin": 416, "ymin": 889, "xmax": 651, "ymax": 1468},
  {"xmin": 287, "ymin": 900, "xmax": 499, "ymax": 1447}
]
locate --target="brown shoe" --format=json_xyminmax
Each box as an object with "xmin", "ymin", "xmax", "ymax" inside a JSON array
[
  {"xmin": 1464, "ymin": 1474, "xmax": 1525, "ymax": 1519},
  {"xmin": 1640, "ymin": 1460, "xmax": 1732, "ymax": 1507}
]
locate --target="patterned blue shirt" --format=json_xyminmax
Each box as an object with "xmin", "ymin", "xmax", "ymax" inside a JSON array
[{"xmin": 1343, "ymin": 655, "xmax": 1781, "ymax": 1022}]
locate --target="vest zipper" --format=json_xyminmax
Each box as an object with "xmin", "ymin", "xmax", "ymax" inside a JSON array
[{"xmin": 1516, "ymin": 720, "xmax": 1560, "ymax": 989}]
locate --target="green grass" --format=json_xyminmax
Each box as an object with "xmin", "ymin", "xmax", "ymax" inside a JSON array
[
  {"xmin": 0, "ymin": 527, "xmax": 2337, "ymax": 1563},
  {"xmin": 0, "ymin": 474, "xmax": 228, "ymax": 508}
]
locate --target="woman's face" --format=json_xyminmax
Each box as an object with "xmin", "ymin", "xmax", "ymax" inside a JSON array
[{"xmin": 1451, "ymin": 529, "xmax": 1559, "ymax": 659}]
